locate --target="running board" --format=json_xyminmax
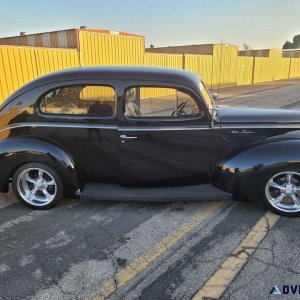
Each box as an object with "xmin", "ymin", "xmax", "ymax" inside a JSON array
[{"xmin": 80, "ymin": 183, "xmax": 232, "ymax": 202}]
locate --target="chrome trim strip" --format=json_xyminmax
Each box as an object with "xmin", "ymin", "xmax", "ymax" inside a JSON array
[
  {"xmin": 0, "ymin": 122, "xmax": 213, "ymax": 133},
  {"xmin": 119, "ymin": 126, "xmax": 212, "ymax": 132},
  {"xmin": 0, "ymin": 123, "xmax": 118, "ymax": 134},
  {"xmin": 2, "ymin": 122, "xmax": 300, "ymax": 135},
  {"xmin": 220, "ymin": 124, "xmax": 300, "ymax": 129}
]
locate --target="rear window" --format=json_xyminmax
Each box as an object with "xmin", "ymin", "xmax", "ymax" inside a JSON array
[{"xmin": 39, "ymin": 85, "xmax": 116, "ymax": 117}]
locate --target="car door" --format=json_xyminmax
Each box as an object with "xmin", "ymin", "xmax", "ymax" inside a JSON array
[
  {"xmin": 34, "ymin": 80, "xmax": 120, "ymax": 184},
  {"xmin": 118, "ymin": 82, "xmax": 212, "ymax": 186}
]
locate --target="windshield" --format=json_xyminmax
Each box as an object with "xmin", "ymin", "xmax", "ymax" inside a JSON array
[{"xmin": 199, "ymin": 80, "xmax": 214, "ymax": 110}]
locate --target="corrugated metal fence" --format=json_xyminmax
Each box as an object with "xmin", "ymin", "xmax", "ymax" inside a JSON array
[
  {"xmin": 79, "ymin": 31, "xmax": 144, "ymax": 66},
  {"xmin": 1, "ymin": 31, "xmax": 300, "ymax": 104},
  {"xmin": 0, "ymin": 46, "xmax": 79, "ymax": 102}
]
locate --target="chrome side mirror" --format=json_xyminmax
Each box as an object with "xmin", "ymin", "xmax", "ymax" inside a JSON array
[{"xmin": 211, "ymin": 92, "xmax": 218, "ymax": 101}]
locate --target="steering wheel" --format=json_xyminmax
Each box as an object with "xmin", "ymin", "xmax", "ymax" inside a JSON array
[{"xmin": 171, "ymin": 101, "xmax": 188, "ymax": 117}]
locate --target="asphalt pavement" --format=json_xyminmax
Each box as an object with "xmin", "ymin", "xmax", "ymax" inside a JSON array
[{"xmin": 1, "ymin": 78, "xmax": 300, "ymax": 300}]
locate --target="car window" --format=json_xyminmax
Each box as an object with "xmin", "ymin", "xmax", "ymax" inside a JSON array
[
  {"xmin": 124, "ymin": 87, "xmax": 200, "ymax": 118},
  {"xmin": 40, "ymin": 85, "xmax": 116, "ymax": 117}
]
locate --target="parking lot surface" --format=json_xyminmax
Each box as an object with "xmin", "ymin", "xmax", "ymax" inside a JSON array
[{"xmin": 1, "ymin": 78, "xmax": 300, "ymax": 300}]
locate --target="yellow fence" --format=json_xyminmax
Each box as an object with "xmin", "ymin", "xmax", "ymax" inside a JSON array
[
  {"xmin": 290, "ymin": 58, "xmax": 300, "ymax": 78},
  {"xmin": 236, "ymin": 57, "xmax": 254, "ymax": 85},
  {"xmin": 252, "ymin": 57, "xmax": 269, "ymax": 83},
  {"xmin": 144, "ymin": 52, "xmax": 183, "ymax": 69},
  {"xmin": 274, "ymin": 58, "xmax": 291, "ymax": 80},
  {"xmin": 184, "ymin": 54, "xmax": 213, "ymax": 88},
  {"xmin": 142, "ymin": 53, "xmax": 184, "ymax": 98},
  {"xmin": 266, "ymin": 49, "xmax": 282, "ymax": 81},
  {"xmin": 35, "ymin": 47, "xmax": 80, "ymax": 76},
  {"xmin": 79, "ymin": 31, "xmax": 144, "ymax": 67},
  {"xmin": 211, "ymin": 44, "xmax": 238, "ymax": 87},
  {"xmin": 1, "ymin": 38, "xmax": 300, "ymax": 104},
  {"xmin": 0, "ymin": 46, "xmax": 79, "ymax": 102}
]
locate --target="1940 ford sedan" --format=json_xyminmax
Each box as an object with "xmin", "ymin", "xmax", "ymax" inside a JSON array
[{"xmin": 1, "ymin": 66, "xmax": 300, "ymax": 217}]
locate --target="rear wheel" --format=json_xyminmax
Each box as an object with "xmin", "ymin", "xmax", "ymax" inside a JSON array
[
  {"xmin": 12, "ymin": 163, "xmax": 63, "ymax": 209},
  {"xmin": 263, "ymin": 170, "xmax": 300, "ymax": 217}
]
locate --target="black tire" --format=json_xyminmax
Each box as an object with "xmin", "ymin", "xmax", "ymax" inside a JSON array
[
  {"xmin": 12, "ymin": 163, "xmax": 64, "ymax": 209},
  {"xmin": 261, "ymin": 169, "xmax": 300, "ymax": 217}
]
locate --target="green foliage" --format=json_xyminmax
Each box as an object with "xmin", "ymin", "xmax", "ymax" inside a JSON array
[
  {"xmin": 293, "ymin": 35, "xmax": 300, "ymax": 48},
  {"xmin": 283, "ymin": 35, "xmax": 300, "ymax": 49}
]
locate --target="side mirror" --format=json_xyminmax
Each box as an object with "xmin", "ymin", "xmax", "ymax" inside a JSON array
[{"xmin": 211, "ymin": 92, "xmax": 218, "ymax": 101}]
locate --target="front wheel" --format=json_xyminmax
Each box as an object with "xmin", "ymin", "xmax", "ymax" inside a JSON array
[
  {"xmin": 263, "ymin": 170, "xmax": 300, "ymax": 217},
  {"xmin": 12, "ymin": 163, "xmax": 64, "ymax": 209}
]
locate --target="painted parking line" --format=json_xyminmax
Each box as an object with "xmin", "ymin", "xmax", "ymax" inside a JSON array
[
  {"xmin": 192, "ymin": 211, "xmax": 280, "ymax": 300},
  {"xmin": 88, "ymin": 201, "xmax": 226, "ymax": 300}
]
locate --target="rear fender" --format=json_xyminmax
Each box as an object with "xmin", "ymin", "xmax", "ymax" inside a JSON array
[
  {"xmin": 0, "ymin": 137, "xmax": 80, "ymax": 194},
  {"xmin": 213, "ymin": 139, "xmax": 300, "ymax": 202}
]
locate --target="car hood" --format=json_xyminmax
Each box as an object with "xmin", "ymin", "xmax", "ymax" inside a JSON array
[{"xmin": 216, "ymin": 105, "xmax": 300, "ymax": 124}]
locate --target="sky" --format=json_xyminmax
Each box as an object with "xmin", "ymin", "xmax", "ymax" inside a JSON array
[{"xmin": 0, "ymin": 0, "xmax": 299, "ymax": 50}]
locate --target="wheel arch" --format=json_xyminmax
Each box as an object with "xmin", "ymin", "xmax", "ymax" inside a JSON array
[
  {"xmin": 0, "ymin": 137, "xmax": 81, "ymax": 195},
  {"xmin": 213, "ymin": 139, "xmax": 300, "ymax": 202}
]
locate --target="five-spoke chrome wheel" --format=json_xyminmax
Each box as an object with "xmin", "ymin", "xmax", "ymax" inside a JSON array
[
  {"xmin": 16, "ymin": 167, "xmax": 57, "ymax": 207},
  {"xmin": 265, "ymin": 171, "xmax": 300, "ymax": 213}
]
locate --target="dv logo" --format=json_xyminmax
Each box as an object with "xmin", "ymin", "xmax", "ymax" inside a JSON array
[
  {"xmin": 270, "ymin": 285, "xmax": 300, "ymax": 295},
  {"xmin": 270, "ymin": 286, "xmax": 281, "ymax": 295}
]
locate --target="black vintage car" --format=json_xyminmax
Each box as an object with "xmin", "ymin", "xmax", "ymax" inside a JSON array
[{"xmin": 1, "ymin": 66, "xmax": 300, "ymax": 216}]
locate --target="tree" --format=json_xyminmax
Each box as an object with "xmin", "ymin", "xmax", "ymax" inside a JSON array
[
  {"xmin": 293, "ymin": 35, "xmax": 300, "ymax": 48},
  {"xmin": 283, "ymin": 41, "xmax": 294, "ymax": 49},
  {"xmin": 282, "ymin": 35, "xmax": 300, "ymax": 49},
  {"xmin": 242, "ymin": 43, "xmax": 252, "ymax": 50}
]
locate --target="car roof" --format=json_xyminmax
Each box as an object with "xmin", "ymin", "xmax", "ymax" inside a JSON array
[{"xmin": 2, "ymin": 66, "xmax": 201, "ymax": 108}]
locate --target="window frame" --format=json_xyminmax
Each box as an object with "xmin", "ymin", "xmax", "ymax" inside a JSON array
[
  {"xmin": 123, "ymin": 85, "xmax": 206, "ymax": 122},
  {"xmin": 37, "ymin": 83, "xmax": 117, "ymax": 120},
  {"xmin": 199, "ymin": 80, "xmax": 214, "ymax": 110}
]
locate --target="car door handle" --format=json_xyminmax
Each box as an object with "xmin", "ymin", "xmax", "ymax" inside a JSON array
[{"xmin": 120, "ymin": 135, "xmax": 138, "ymax": 139}]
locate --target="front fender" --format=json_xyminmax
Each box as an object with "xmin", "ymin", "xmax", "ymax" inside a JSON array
[
  {"xmin": 0, "ymin": 137, "xmax": 80, "ymax": 194},
  {"xmin": 213, "ymin": 139, "xmax": 300, "ymax": 202}
]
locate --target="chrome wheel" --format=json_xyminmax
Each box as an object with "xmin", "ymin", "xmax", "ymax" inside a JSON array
[
  {"xmin": 265, "ymin": 171, "xmax": 300, "ymax": 213},
  {"xmin": 16, "ymin": 167, "xmax": 57, "ymax": 207}
]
